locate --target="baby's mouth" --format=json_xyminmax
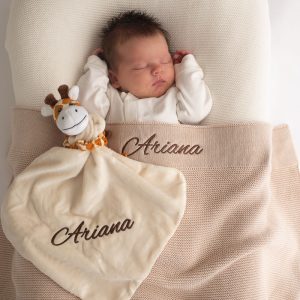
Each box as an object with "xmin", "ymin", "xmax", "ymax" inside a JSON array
[{"xmin": 152, "ymin": 79, "xmax": 166, "ymax": 86}]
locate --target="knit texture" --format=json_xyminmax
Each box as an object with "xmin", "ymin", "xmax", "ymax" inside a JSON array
[
  {"xmin": 1, "ymin": 108, "xmax": 299, "ymax": 299},
  {"xmin": 5, "ymin": 0, "xmax": 270, "ymax": 123}
]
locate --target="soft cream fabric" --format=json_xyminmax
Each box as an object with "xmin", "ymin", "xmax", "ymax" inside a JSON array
[
  {"xmin": 1, "ymin": 114, "xmax": 186, "ymax": 300},
  {"xmin": 1, "ymin": 108, "xmax": 300, "ymax": 299},
  {"xmin": 5, "ymin": 0, "xmax": 270, "ymax": 123}
]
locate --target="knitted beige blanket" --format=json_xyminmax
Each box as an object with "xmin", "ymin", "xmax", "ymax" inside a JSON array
[{"xmin": 1, "ymin": 107, "xmax": 300, "ymax": 300}]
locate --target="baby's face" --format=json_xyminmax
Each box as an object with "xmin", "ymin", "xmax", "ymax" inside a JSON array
[{"xmin": 109, "ymin": 34, "xmax": 175, "ymax": 98}]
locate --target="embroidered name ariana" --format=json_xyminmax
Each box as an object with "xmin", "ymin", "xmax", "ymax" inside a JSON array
[
  {"xmin": 122, "ymin": 133, "xmax": 203, "ymax": 156},
  {"xmin": 51, "ymin": 219, "xmax": 134, "ymax": 246}
]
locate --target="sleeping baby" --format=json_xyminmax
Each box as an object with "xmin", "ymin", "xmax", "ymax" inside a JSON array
[{"xmin": 77, "ymin": 10, "xmax": 212, "ymax": 124}]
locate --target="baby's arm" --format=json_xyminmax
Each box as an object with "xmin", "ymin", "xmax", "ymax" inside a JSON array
[
  {"xmin": 174, "ymin": 53, "xmax": 212, "ymax": 124},
  {"xmin": 76, "ymin": 54, "xmax": 110, "ymax": 119}
]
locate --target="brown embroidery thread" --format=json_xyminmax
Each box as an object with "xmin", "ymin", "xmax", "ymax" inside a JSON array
[
  {"xmin": 51, "ymin": 219, "xmax": 134, "ymax": 246},
  {"xmin": 122, "ymin": 133, "xmax": 203, "ymax": 156}
]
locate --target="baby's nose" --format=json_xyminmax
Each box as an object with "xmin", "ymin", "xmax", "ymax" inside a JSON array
[{"xmin": 151, "ymin": 64, "xmax": 162, "ymax": 76}]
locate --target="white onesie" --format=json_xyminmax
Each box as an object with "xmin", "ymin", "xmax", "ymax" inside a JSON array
[{"xmin": 77, "ymin": 54, "xmax": 212, "ymax": 124}]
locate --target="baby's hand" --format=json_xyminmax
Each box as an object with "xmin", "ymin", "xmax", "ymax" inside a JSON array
[
  {"xmin": 91, "ymin": 48, "xmax": 105, "ymax": 60},
  {"xmin": 172, "ymin": 50, "xmax": 192, "ymax": 64}
]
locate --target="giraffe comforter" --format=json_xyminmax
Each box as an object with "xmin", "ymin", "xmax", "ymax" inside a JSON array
[{"xmin": 0, "ymin": 113, "xmax": 186, "ymax": 300}]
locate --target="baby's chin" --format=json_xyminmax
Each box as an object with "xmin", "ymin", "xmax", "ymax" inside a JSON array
[{"xmin": 152, "ymin": 89, "xmax": 169, "ymax": 98}]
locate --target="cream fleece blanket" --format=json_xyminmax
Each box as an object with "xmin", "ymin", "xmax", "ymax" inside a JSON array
[
  {"xmin": 1, "ymin": 108, "xmax": 300, "ymax": 300},
  {"xmin": 0, "ymin": 113, "xmax": 186, "ymax": 300}
]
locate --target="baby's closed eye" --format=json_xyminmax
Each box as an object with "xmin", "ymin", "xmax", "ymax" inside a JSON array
[
  {"xmin": 132, "ymin": 59, "xmax": 172, "ymax": 70},
  {"xmin": 132, "ymin": 65, "xmax": 147, "ymax": 70}
]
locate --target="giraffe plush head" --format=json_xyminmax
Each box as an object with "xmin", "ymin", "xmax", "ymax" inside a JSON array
[{"xmin": 41, "ymin": 85, "xmax": 89, "ymax": 136}]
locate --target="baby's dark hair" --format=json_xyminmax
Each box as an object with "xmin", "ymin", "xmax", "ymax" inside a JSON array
[{"xmin": 101, "ymin": 10, "xmax": 170, "ymax": 70}]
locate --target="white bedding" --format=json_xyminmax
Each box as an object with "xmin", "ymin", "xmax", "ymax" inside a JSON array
[{"xmin": 5, "ymin": 0, "xmax": 271, "ymax": 124}]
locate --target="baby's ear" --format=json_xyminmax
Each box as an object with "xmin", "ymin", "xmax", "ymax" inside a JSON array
[{"xmin": 108, "ymin": 70, "xmax": 121, "ymax": 89}]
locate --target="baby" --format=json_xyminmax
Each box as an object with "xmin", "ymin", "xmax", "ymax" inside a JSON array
[{"xmin": 77, "ymin": 10, "xmax": 212, "ymax": 124}]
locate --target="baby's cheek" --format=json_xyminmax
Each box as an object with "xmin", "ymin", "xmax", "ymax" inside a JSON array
[
  {"xmin": 134, "ymin": 72, "xmax": 149, "ymax": 86},
  {"xmin": 167, "ymin": 69, "xmax": 176, "ymax": 85}
]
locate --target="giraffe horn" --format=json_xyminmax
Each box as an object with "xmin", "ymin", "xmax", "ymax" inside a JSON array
[
  {"xmin": 44, "ymin": 94, "xmax": 58, "ymax": 108},
  {"xmin": 58, "ymin": 84, "xmax": 69, "ymax": 99}
]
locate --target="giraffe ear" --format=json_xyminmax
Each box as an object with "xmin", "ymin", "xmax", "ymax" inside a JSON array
[
  {"xmin": 41, "ymin": 105, "xmax": 53, "ymax": 117},
  {"xmin": 68, "ymin": 85, "xmax": 79, "ymax": 101}
]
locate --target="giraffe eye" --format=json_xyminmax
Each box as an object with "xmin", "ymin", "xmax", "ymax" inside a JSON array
[
  {"xmin": 58, "ymin": 108, "xmax": 62, "ymax": 113},
  {"xmin": 75, "ymin": 109, "xmax": 78, "ymax": 112}
]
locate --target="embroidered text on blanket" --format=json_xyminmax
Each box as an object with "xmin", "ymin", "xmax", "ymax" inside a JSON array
[
  {"xmin": 122, "ymin": 133, "xmax": 203, "ymax": 156},
  {"xmin": 51, "ymin": 219, "xmax": 134, "ymax": 246}
]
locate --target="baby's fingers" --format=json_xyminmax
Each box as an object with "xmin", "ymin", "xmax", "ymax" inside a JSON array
[
  {"xmin": 172, "ymin": 50, "xmax": 192, "ymax": 64},
  {"xmin": 175, "ymin": 50, "xmax": 192, "ymax": 56},
  {"xmin": 91, "ymin": 48, "xmax": 103, "ymax": 56},
  {"xmin": 172, "ymin": 53, "xmax": 181, "ymax": 64}
]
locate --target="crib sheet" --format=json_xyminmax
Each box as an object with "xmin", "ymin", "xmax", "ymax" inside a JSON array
[{"xmin": 1, "ymin": 108, "xmax": 300, "ymax": 299}]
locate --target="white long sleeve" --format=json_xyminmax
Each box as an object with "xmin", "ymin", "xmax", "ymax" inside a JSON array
[
  {"xmin": 175, "ymin": 54, "xmax": 212, "ymax": 124},
  {"xmin": 76, "ymin": 55, "xmax": 110, "ymax": 118},
  {"xmin": 76, "ymin": 54, "xmax": 212, "ymax": 125}
]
